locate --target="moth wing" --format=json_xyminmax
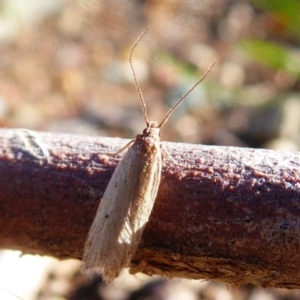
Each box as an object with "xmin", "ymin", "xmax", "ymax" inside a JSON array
[{"xmin": 82, "ymin": 140, "xmax": 162, "ymax": 283}]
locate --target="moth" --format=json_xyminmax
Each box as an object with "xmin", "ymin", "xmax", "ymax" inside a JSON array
[{"xmin": 82, "ymin": 29, "xmax": 216, "ymax": 283}]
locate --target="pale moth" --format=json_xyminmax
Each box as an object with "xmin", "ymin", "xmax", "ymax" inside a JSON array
[{"xmin": 82, "ymin": 29, "xmax": 216, "ymax": 283}]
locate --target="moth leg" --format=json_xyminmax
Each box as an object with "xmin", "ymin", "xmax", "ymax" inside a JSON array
[
  {"xmin": 161, "ymin": 145, "xmax": 178, "ymax": 164},
  {"xmin": 115, "ymin": 140, "xmax": 134, "ymax": 156},
  {"xmin": 102, "ymin": 140, "xmax": 134, "ymax": 157},
  {"xmin": 161, "ymin": 145, "xmax": 188, "ymax": 168}
]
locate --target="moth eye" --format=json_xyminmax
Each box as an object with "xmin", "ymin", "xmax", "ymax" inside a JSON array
[{"xmin": 104, "ymin": 214, "xmax": 109, "ymax": 219}]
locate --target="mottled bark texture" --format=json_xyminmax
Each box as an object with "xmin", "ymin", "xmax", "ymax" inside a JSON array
[{"xmin": 0, "ymin": 128, "xmax": 300, "ymax": 288}]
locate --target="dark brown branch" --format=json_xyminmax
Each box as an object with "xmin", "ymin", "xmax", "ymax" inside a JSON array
[{"xmin": 1, "ymin": 128, "xmax": 300, "ymax": 288}]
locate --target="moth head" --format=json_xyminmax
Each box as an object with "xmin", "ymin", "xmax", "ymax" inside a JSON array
[
  {"xmin": 144, "ymin": 121, "xmax": 161, "ymax": 137},
  {"xmin": 148, "ymin": 121, "xmax": 159, "ymax": 128}
]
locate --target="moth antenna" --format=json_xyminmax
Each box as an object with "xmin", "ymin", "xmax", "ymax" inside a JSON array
[
  {"xmin": 129, "ymin": 28, "xmax": 149, "ymax": 126},
  {"xmin": 0, "ymin": 286, "xmax": 23, "ymax": 300},
  {"xmin": 158, "ymin": 59, "xmax": 217, "ymax": 128}
]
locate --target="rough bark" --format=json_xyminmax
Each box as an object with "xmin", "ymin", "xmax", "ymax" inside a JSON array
[{"xmin": 0, "ymin": 128, "xmax": 300, "ymax": 288}]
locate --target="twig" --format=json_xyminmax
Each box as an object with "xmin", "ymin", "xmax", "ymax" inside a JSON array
[{"xmin": 0, "ymin": 128, "xmax": 300, "ymax": 288}]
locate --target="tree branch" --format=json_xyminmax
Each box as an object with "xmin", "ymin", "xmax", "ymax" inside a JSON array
[{"xmin": 1, "ymin": 128, "xmax": 300, "ymax": 288}]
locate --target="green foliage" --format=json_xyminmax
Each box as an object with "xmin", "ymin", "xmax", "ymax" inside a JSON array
[
  {"xmin": 251, "ymin": 0, "xmax": 300, "ymax": 37},
  {"xmin": 240, "ymin": 1, "xmax": 300, "ymax": 77},
  {"xmin": 154, "ymin": 51, "xmax": 198, "ymax": 77},
  {"xmin": 239, "ymin": 39, "xmax": 300, "ymax": 76}
]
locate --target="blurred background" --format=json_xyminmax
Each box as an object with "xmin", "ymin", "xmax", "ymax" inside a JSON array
[{"xmin": 0, "ymin": 0, "xmax": 300, "ymax": 299}]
